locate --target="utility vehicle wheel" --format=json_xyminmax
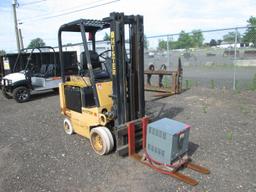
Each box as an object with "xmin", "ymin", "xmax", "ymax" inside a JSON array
[
  {"xmin": 53, "ymin": 88, "xmax": 59, "ymax": 93},
  {"xmin": 63, "ymin": 118, "xmax": 74, "ymax": 135},
  {"xmin": 90, "ymin": 127, "xmax": 114, "ymax": 155},
  {"xmin": 2, "ymin": 88, "xmax": 12, "ymax": 99},
  {"xmin": 13, "ymin": 86, "xmax": 31, "ymax": 103}
]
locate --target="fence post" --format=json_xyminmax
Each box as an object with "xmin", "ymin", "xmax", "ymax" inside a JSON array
[
  {"xmin": 167, "ymin": 35, "xmax": 170, "ymax": 69},
  {"xmin": 233, "ymin": 28, "xmax": 238, "ymax": 90}
]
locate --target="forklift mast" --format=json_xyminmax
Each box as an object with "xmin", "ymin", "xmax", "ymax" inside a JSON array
[{"xmin": 105, "ymin": 12, "xmax": 145, "ymax": 127}]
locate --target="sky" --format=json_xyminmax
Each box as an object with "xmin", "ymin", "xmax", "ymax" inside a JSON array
[{"xmin": 0, "ymin": 0, "xmax": 256, "ymax": 52}]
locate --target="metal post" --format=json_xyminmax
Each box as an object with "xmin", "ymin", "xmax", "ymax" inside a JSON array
[
  {"xmin": 233, "ymin": 28, "xmax": 238, "ymax": 90},
  {"xmin": 167, "ymin": 35, "xmax": 170, "ymax": 69},
  {"xmin": 18, "ymin": 28, "xmax": 24, "ymax": 49},
  {"xmin": 12, "ymin": 0, "xmax": 20, "ymax": 52}
]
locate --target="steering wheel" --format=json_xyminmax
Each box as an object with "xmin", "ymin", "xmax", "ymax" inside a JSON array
[{"xmin": 98, "ymin": 49, "xmax": 111, "ymax": 60}]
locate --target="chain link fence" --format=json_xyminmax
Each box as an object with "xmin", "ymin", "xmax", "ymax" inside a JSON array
[
  {"xmin": 57, "ymin": 26, "xmax": 256, "ymax": 91},
  {"xmin": 145, "ymin": 26, "xmax": 256, "ymax": 91}
]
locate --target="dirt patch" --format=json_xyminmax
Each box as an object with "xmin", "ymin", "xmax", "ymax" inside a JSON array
[{"xmin": 0, "ymin": 87, "xmax": 255, "ymax": 192}]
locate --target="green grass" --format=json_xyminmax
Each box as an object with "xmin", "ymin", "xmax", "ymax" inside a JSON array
[
  {"xmin": 185, "ymin": 79, "xmax": 193, "ymax": 89},
  {"xmin": 202, "ymin": 105, "xmax": 208, "ymax": 113},
  {"xmin": 251, "ymin": 73, "xmax": 256, "ymax": 91},
  {"xmin": 210, "ymin": 80, "xmax": 215, "ymax": 89},
  {"xmin": 163, "ymin": 76, "xmax": 169, "ymax": 88},
  {"xmin": 226, "ymin": 130, "xmax": 233, "ymax": 141},
  {"xmin": 239, "ymin": 105, "xmax": 250, "ymax": 115}
]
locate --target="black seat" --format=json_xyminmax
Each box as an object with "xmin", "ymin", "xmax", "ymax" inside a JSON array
[
  {"xmin": 40, "ymin": 64, "xmax": 47, "ymax": 74},
  {"xmin": 80, "ymin": 51, "xmax": 101, "ymax": 70},
  {"xmin": 33, "ymin": 64, "xmax": 47, "ymax": 77},
  {"xmin": 44, "ymin": 64, "xmax": 54, "ymax": 78},
  {"xmin": 80, "ymin": 51, "xmax": 110, "ymax": 80},
  {"xmin": 34, "ymin": 64, "xmax": 54, "ymax": 78}
]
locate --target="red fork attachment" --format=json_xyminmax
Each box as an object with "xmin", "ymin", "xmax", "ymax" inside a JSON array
[{"xmin": 127, "ymin": 117, "xmax": 210, "ymax": 186}]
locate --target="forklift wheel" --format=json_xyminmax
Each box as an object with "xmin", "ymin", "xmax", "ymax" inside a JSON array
[
  {"xmin": 63, "ymin": 118, "xmax": 74, "ymax": 135},
  {"xmin": 52, "ymin": 88, "xmax": 59, "ymax": 93},
  {"xmin": 13, "ymin": 86, "xmax": 31, "ymax": 103},
  {"xmin": 90, "ymin": 127, "xmax": 114, "ymax": 155}
]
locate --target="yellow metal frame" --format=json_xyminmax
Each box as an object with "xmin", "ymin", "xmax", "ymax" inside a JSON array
[{"xmin": 59, "ymin": 75, "xmax": 113, "ymax": 139}]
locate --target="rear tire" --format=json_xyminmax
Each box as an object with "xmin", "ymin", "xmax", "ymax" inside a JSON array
[
  {"xmin": 90, "ymin": 127, "xmax": 114, "ymax": 155},
  {"xmin": 63, "ymin": 118, "xmax": 74, "ymax": 135},
  {"xmin": 53, "ymin": 88, "xmax": 59, "ymax": 93},
  {"xmin": 2, "ymin": 88, "xmax": 12, "ymax": 99},
  {"xmin": 13, "ymin": 86, "xmax": 31, "ymax": 103}
]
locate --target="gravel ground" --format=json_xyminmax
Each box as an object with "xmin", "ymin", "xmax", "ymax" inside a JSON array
[{"xmin": 0, "ymin": 87, "xmax": 256, "ymax": 192}]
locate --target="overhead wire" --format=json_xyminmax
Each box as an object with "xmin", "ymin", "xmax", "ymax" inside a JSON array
[
  {"xmin": 20, "ymin": 0, "xmax": 47, "ymax": 7},
  {"xmin": 20, "ymin": 0, "xmax": 120, "ymax": 23}
]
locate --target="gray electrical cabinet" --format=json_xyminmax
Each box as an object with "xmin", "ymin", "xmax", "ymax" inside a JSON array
[{"xmin": 146, "ymin": 118, "xmax": 190, "ymax": 164}]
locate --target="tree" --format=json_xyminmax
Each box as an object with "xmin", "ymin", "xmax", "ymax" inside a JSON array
[
  {"xmin": 191, "ymin": 30, "xmax": 204, "ymax": 47},
  {"xmin": 177, "ymin": 31, "xmax": 193, "ymax": 49},
  {"xmin": 27, "ymin": 38, "xmax": 46, "ymax": 48},
  {"xmin": 103, "ymin": 33, "xmax": 110, "ymax": 41},
  {"xmin": 217, "ymin": 39, "xmax": 222, "ymax": 45},
  {"xmin": 0, "ymin": 50, "xmax": 6, "ymax": 56},
  {"xmin": 243, "ymin": 16, "xmax": 256, "ymax": 47},
  {"xmin": 158, "ymin": 30, "xmax": 205, "ymax": 50},
  {"xmin": 158, "ymin": 39, "xmax": 167, "ymax": 50},
  {"xmin": 223, "ymin": 32, "xmax": 241, "ymax": 44},
  {"xmin": 209, "ymin": 39, "xmax": 217, "ymax": 47}
]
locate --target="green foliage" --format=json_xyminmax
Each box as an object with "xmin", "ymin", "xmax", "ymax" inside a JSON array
[
  {"xmin": 223, "ymin": 32, "xmax": 241, "ymax": 43},
  {"xmin": 27, "ymin": 38, "xmax": 46, "ymax": 48},
  {"xmin": 158, "ymin": 30, "xmax": 204, "ymax": 50},
  {"xmin": 202, "ymin": 104, "xmax": 208, "ymax": 113},
  {"xmin": 103, "ymin": 32, "xmax": 110, "ymax": 41},
  {"xmin": 252, "ymin": 73, "xmax": 256, "ymax": 90},
  {"xmin": 217, "ymin": 39, "xmax": 223, "ymax": 45},
  {"xmin": 226, "ymin": 130, "xmax": 233, "ymax": 141},
  {"xmin": 243, "ymin": 16, "xmax": 256, "ymax": 47},
  {"xmin": 209, "ymin": 39, "xmax": 217, "ymax": 47},
  {"xmin": 0, "ymin": 49, "xmax": 6, "ymax": 56},
  {"xmin": 185, "ymin": 79, "xmax": 192, "ymax": 89},
  {"xmin": 158, "ymin": 39, "xmax": 167, "ymax": 50},
  {"xmin": 210, "ymin": 80, "xmax": 215, "ymax": 89},
  {"xmin": 191, "ymin": 30, "xmax": 204, "ymax": 47},
  {"xmin": 163, "ymin": 76, "xmax": 169, "ymax": 87},
  {"xmin": 177, "ymin": 31, "xmax": 193, "ymax": 49}
]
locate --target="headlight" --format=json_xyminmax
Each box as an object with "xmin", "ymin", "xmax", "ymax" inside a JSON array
[{"xmin": 1, "ymin": 79, "xmax": 12, "ymax": 86}]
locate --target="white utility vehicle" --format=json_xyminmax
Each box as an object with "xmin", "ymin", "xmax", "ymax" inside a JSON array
[{"xmin": 1, "ymin": 47, "xmax": 77, "ymax": 103}]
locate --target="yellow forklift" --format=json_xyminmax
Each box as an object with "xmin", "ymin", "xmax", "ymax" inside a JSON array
[
  {"xmin": 58, "ymin": 12, "xmax": 209, "ymax": 185},
  {"xmin": 58, "ymin": 12, "xmax": 145, "ymax": 156}
]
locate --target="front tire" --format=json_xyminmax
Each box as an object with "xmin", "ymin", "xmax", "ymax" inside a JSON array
[
  {"xmin": 2, "ymin": 88, "xmax": 12, "ymax": 99},
  {"xmin": 13, "ymin": 86, "xmax": 31, "ymax": 103},
  {"xmin": 63, "ymin": 118, "xmax": 74, "ymax": 135},
  {"xmin": 90, "ymin": 127, "xmax": 114, "ymax": 155}
]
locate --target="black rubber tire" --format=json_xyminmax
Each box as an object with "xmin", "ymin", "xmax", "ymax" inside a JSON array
[
  {"xmin": 2, "ymin": 88, "xmax": 12, "ymax": 99},
  {"xmin": 52, "ymin": 88, "xmax": 59, "ymax": 93},
  {"xmin": 13, "ymin": 86, "xmax": 31, "ymax": 103}
]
